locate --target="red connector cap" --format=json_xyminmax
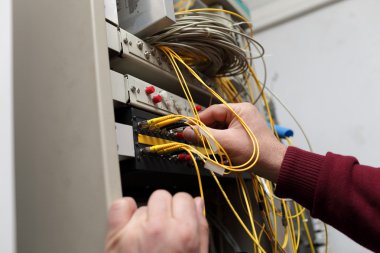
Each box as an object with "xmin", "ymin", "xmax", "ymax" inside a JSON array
[
  {"xmin": 145, "ymin": 86, "xmax": 155, "ymax": 95},
  {"xmin": 178, "ymin": 154, "xmax": 191, "ymax": 161},
  {"xmin": 152, "ymin": 94, "xmax": 162, "ymax": 104},
  {"xmin": 195, "ymin": 105, "xmax": 202, "ymax": 111},
  {"xmin": 175, "ymin": 132, "xmax": 184, "ymax": 139}
]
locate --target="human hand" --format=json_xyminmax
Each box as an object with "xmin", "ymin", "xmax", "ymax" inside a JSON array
[
  {"xmin": 183, "ymin": 102, "xmax": 287, "ymax": 182},
  {"xmin": 104, "ymin": 190, "xmax": 209, "ymax": 253}
]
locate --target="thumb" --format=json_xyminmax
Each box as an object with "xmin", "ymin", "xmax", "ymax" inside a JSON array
[
  {"xmin": 183, "ymin": 126, "xmax": 198, "ymax": 142},
  {"xmin": 106, "ymin": 197, "xmax": 137, "ymax": 236}
]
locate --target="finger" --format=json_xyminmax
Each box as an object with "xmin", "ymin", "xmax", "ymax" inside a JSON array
[
  {"xmin": 183, "ymin": 125, "xmax": 230, "ymax": 148},
  {"xmin": 183, "ymin": 126, "xmax": 196, "ymax": 141},
  {"xmin": 172, "ymin": 192, "xmax": 197, "ymax": 220},
  {"xmin": 194, "ymin": 197, "xmax": 209, "ymax": 253},
  {"xmin": 147, "ymin": 189, "xmax": 173, "ymax": 221},
  {"xmin": 106, "ymin": 197, "xmax": 137, "ymax": 236},
  {"xmin": 198, "ymin": 104, "xmax": 234, "ymax": 127},
  {"xmin": 127, "ymin": 206, "xmax": 148, "ymax": 226},
  {"xmin": 183, "ymin": 126, "xmax": 200, "ymax": 143}
]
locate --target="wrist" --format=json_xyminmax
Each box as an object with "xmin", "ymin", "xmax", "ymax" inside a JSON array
[
  {"xmin": 270, "ymin": 143, "xmax": 287, "ymax": 183},
  {"xmin": 256, "ymin": 142, "xmax": 287, "ymax": 183}
]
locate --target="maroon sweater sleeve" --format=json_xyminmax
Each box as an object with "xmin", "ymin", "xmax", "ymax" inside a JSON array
[{"xmin": 275, "ymin": 146, "xmax": 380, "ymax": 252}]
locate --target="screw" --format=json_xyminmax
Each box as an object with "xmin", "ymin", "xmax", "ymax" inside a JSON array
[
  {"xmin": 131, "ymin": 86, "xmax": 136, "ymax": 93},
  {"xmin": 123, "ymin": 38, "xmax": 128, "ymax": 44},
  {"xmin": 144, "ymin": 51, "xmax": 150, "ymax": 59},
  {"xmin": 136, "ymin": 88, "xmax": 140, "ymax": 94},
  {"xmin": 128, "ymin": 41, "xmax": 132, "ymax": 46},
  {"xmin": 137, "ymin": 41, "xmax": 143, "ymax": 50},
  {"xmin": 150, "ymin": 48, "xmax": 156, "ymax": 56}
]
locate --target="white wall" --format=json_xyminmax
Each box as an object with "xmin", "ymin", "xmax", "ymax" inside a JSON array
[
  {"xmin": 255, "ymin": 0, "xmax": 379, "ymax": 252},
  {"xmin": 0, "ymin": 0, "xmax": 15, "ymax": 252}
]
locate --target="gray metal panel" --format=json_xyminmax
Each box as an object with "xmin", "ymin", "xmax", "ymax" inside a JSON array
[
  {"xmin": 104, "ymin": 0, "xmax": 119, "ymax": 25},
  {"xmin": 111, "ymin": 70, "xmax": 128, "ymax": 103},
  {"xmin": 117, "ymin": 0, "xmax": 175, "ymax": 37},
  {"xmin": 13, "ymin": 0, "xmax": 122, "ymax": 252},
  {"xmin": 125, "ymin": 74, "xmax": 196, "ymax": 116},
  {"xmin": 107, "ymin": 24, "xmax": 214, "ymax": 106},
  {"xmin": 106, "ymin": 22, "xmax": 121, "ymax": 52}
]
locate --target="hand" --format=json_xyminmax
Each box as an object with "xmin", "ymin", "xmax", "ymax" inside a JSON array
[
  {"xmin": 184, "ymin": 102, "xmax": 287, "ymax": 182},
  {"xmin": 104, "ymin": 190, "xmax": 209, "ymax": 253}
]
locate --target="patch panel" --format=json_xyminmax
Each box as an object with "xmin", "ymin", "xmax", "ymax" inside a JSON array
[
  {"xmin": 111, "ymin": 70, "xmax": 204, "ymax": 116},
  {"xmin": 115, "ymin": 107, "xmax": 207, "ymax": 195},
  {"xmin": 137, "ymin": 134, "xmax": 212, "ymax": 156},
  {"xmin": 120, "ymin": 27, "xmax": 172, "ymax": 73},
  {"xmin": 115, "ymin": 107, "xmax": 201, "ymax": 164},
  {"xmin": 115, "ymin": 106, "xmax": 244, "ymax": 196}
]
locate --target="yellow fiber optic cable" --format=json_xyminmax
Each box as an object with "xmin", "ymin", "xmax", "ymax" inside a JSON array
[
  {"xmin": 146, "ymin": 115, "xmax": 182, "ymax": 125},
  {"xmin": 182, "ymin": 147, "xmax": 206, "ymax": 215},
  {"xmin": 152, "ymin": 10, "xmax": 323, "ymax": 252},
  {"xmin": 294, "ymin": 203, "xmax": 302, "ymax": 251},
  {"xmin": 281, "ymin": 228, "xmax": 289, "ymax": 250},
  {"xmin": 243, "ymin": 73, "xmax": 255, "ymax": 104},
  {"xmin": 161, "ymin": 47, "xmax": 261, "ymax": 172},
  {"xmin": 236, "ymin": 176, "xmax": 250, "ymax": 217},
  {"xmin": 164, "ymin": 49, "xmax": 200, "ymax": 118},
  {"xmin": 154, "ymin": 117, "xmax": 186, "ymax": 128},
  {"xmin": 286, "ymin": 206, "xmax": 306, "ymax": 219},
  {"xmin": 210, "ymin": 172, "xmax": 266, "ymax": 252},
  {"xmin": 237, "ymin": 175, "xmax": 260, "ymax": 253},
  {"xmin": 247, "ymin": 64, "xmax": 279, "ymax": 140},
  {"xmin": 284, "ymin": 201, "xmax": 297, "ymax": 252},
  {"xmin": 301, "ymin": 212, "xmax": 316, "ymax": 253}
]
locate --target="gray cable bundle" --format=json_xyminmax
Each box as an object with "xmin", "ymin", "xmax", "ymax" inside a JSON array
[{"xmin": 146, "ymin": 12, "xmax": 263, "ymax": 77}]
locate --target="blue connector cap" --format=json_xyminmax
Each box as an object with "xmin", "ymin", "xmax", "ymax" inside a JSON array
[{"xmin": 268, "ymin": 124, "xmax": 294, "ymax": 139}]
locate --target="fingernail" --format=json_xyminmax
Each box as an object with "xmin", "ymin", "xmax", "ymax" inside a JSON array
[
  {"xmin": 110, "ymin": 198, "xmax": 128, "ymax": 214},
  {"xmin": 183, "ymin": 127, "xmax": 195, "ymax": 140}
]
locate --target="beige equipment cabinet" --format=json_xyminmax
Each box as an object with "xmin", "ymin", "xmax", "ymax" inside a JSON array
[{"xmin": 14, "ymin": 0, "xmax": 122, "ymax": 252}]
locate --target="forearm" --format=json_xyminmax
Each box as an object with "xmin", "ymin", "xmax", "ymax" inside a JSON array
[{"xmin": 275, "ymin": 147, "xmax": 380, "ymax": 252}]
